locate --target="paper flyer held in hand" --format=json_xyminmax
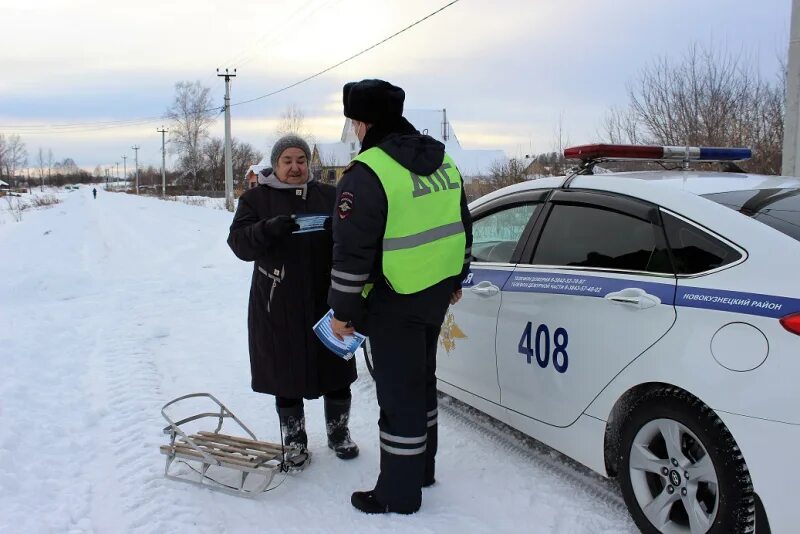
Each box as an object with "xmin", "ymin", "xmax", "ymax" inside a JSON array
[
  {"xmin": 293, "ymin": 214, "xmax": 330, "ymax": 234},
  {"xmin": 313, "ymin": 309, "xmax": 366, "ymax": 360}
]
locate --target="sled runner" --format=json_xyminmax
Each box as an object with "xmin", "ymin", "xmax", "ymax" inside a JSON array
[{"xmin": 159, "ymin": 393, "xmax": 305, "ymax": 497}]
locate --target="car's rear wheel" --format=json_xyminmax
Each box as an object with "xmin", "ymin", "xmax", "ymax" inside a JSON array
[{"xmin": 618, "ymin": 387, "xmax": 755, "ymax": 534}]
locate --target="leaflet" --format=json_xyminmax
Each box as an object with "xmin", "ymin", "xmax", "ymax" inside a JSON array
[
  {"xmin": 313, "ymin": 309, "xmax": 366, "ymax": 361},
  {"xmin": 293, "ymin": 214, "xmax": 330, "ymax": 234}
]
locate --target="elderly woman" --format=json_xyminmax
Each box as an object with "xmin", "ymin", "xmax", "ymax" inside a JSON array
[{"xmin": 227, "ymin": 134, "xmax": 358, "ymax": 468}]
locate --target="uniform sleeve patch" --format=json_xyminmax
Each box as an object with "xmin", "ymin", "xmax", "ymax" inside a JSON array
[{"xmin": 337, "ymin": 192, "xmax": 354, "ymax": 219}]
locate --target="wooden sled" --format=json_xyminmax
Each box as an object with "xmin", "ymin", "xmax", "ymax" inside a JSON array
[{"xmin": 159, "ymin": 393, "xmax": 301, "ymax": 497}]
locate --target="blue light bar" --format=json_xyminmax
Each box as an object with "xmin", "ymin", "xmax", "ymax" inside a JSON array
[
  {"xmin": 564, "ymin": 144, "xmax": 753, "ymax": 162},
  {"xmin": 697, "ymin": 147, "xmax": 752, "ymax": 161}
]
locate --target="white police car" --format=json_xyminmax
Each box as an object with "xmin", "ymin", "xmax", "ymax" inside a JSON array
[{"xmin": 436, "ymin": 144, "xmax": 800, "ymax": 533}]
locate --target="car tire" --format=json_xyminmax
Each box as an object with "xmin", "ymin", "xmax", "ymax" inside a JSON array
[{"xmin": 618, "ymin": 386, "xmax": 755, "ymax": 534}]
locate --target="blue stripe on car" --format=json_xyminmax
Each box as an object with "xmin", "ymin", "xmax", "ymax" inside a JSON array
[{"xmin": 464, "ymin": 268, "xmax": 800, "ymax": 318}]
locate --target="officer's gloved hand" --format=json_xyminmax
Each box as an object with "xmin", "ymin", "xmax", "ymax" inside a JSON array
[
  {"xmin": 263, "ymin": 215, "xmax": 299, "ymax": 238},
  {"xmin": 323, "ymin": 216, "xmax": 333, "ymax": 232}
]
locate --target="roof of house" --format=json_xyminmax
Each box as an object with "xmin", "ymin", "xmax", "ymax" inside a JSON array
[
  {"xmin": 313, "ymin": 142, "xmax": 357, "ymax": 167},
  {"xmin": 0, "ymin": 179, "xmax": 9, "ymax": 187},
  {"xmin": 317, "ymin": 109, "xmax": 506, "ymax": 178},
  {"xmin": 244, "ymin": 164, "xmax": 269, "ymax": 178}
]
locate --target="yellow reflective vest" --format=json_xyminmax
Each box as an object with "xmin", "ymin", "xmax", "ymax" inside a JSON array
[{"xmin": 352, "ymin": 147, "xmax": 466, "ymax": 294}]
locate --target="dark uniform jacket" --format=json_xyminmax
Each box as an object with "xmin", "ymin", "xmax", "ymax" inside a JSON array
[
  {"xmin": 228, "ymin": 180, "xmax": 357, "ymax": 398},
  {"xmin": 328, "ymin": 117, "xmax": 473, "ymax": 326}
]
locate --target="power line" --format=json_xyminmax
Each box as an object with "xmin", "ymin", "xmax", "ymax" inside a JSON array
[
  {"xmin": 230, "ymin": 0, "xmax": 461, "ymax": 108},
  {"xmin": 203, "ymin": 0, "xmax": 325, "ymax": 103},
  {"xmin": 0, "ymin": 115, "xmax": 167, "ymax": 133},
  {"xmin": 0, "ymin": 0, "xmax": 461, "ymax": 134}
]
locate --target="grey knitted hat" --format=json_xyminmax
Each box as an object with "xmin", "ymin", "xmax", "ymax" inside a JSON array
[{"xmin": 270, "ymin": 134, "xmax": 311, "ymax": 168}]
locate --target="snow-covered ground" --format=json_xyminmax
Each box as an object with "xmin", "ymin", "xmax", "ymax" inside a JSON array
[{"xmin": 0, "ymin": 189, "xmax": 637, "ymax": 533}]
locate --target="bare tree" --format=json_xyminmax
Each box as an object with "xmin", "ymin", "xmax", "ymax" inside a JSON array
[
  {"xmin": 3, "ymin": 135, "xmax": 27, "ymax": 185},
  {"xmin": 602, "ymin": 44, "xmax": 786, "ymax": 174},
  {"xmin": 602, "ymin": 106, "xmax": 643, "ymax": 145},
  {"xmin": 488, "ymin": 157, "xmax": 528, "ymax": 189},
  {"xmin": 275, "ymin": 104, "xmax": 311, "ymax": 139},
  {"xmin": 47, "ymin": 148, "xmax": 53, "ymax": 186},
  {"xmin": 550, "ymin": 113, "xmax": 571, "ymax": 176},
  {"xmin": 0, "ymin": 134, "xmax": 6, "ymax": 181},
  {"xmin": 166, "ymin": 81, "xmax": 217, "ymax": 188},
  {"xmin": 202, "ymin": 137, "xmax": 225, "ymax": 191},
  {"xmin": 232, "ymin": 139, "xmax": 262, "ymax": 190},
  {"xmin": 36, "ymin": 148, "xmax": 47, "ymax": 190}
]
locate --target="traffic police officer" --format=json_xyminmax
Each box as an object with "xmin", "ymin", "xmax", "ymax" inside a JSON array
[{"xmin": 328, "ymin": 79, "xmax": 472, "ymax": 514}]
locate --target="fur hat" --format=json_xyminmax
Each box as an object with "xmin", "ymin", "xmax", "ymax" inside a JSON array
[
  {"xmin": 343, "ymin": 79, "xmax": 405, "ymax": 124},
  {"xmin": 270, "ymin": 134, "xmax": 311, "ymax": 168}
]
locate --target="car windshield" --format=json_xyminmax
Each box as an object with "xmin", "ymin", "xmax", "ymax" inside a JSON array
[{"xmin": 702, "ymin": 188, "xmax": 800, "ymax": 242}]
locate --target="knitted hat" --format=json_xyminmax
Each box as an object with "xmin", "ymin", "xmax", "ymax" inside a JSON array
[
  {"xmin": 270, "ymin": 134, "xmax": 311, "ymax": 168},
  {"xmin": 343, "ymin": 79, "xmax": 405, "ymax": 124}
]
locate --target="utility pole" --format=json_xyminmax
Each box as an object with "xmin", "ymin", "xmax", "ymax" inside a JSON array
[
  {"xmin": 783, "ymin": 0, "xmax": 800, "ymax": 176},
  {"xmin": 157, "ymin": 127, "xmax": 168, "ymax": 196},
  {"xmin": 122, "ymin": 155, "xmax": 127, "ymax": 190},
  {"xmin": 217, "ymin": 68, "xmax": 237, "ymax": 211},
  {"xmin": 132, "ymin": 145, "xmax": 140, "ymax": 194},
  {"xmin": 115, "ymin": 162, "xmax": 119, "ymax": 183}
]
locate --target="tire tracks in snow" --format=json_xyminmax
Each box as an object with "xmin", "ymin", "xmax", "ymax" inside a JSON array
[
  {"xmin": 436, "ymin": 393, "xmax": 632, "ymax": 521},
  {"xmin": 82, "ymin": 195, "xmax": 203, "ymax": 532},
  {"xmin": 90, "ymin": 304, "xmax": 204, "ymax": 533}
]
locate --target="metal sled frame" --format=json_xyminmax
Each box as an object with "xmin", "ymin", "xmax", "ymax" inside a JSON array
[{"xmin": 159, "ymin": 393, "xmax": 292, "ymax": 497}]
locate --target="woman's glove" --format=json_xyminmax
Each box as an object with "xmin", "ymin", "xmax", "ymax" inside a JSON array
[{"xmin": 262, "ymin": 215, "xmax": 299, "ymax": 238}]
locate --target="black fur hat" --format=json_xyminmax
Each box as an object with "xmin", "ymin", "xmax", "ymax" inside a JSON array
[{"xmin": 342, "ymin": 79, "xmax": 405, "ymax": 124}]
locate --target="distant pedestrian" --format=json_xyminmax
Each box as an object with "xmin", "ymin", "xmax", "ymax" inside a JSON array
[{"xmin": 92, "ymin": 188, "xmax": 97, "ymax": 199}]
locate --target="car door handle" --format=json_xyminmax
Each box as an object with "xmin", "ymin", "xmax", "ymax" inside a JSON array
[
  {"xmin": 606, "ymin": 296, "xmax": 642, "ymax": 304},
  {"xmin": 470, "ymin": 281, "xmax": 500, "ymax": 297},
  {"xmin": 604, "ymin": 288, "xmax": 661, "ymax": 310}
]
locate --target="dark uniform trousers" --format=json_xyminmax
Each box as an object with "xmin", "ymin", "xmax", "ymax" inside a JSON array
[{"xmin": 367, "ymin": 277, "xmax": 453, "ymax": 512}]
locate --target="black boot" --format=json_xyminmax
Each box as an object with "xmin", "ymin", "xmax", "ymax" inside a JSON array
[
  {"xmin": 278, "ymin": 404, "xmax": 310, "ymax": 470},
  {"xmin": 324, "ymin": 396, "xmax": 359, "ymax": 460},
  {"xmin": 351, "ymin": 490, "xmax": 417, "ymax": 515}
]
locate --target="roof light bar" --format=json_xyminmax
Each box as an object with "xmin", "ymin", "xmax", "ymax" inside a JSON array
[{"xmin": 564, "ymin": 144, "xmax": 752, "ymax": 162}]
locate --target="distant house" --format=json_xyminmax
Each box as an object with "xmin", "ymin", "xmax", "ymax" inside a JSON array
[
  {"xmin": 0, "ymin": 179, "xmax": 9, "ymax": 190},
  {"xmin": 237, "ymin": 163, "xmax": 269, "ymax": 195},
  {"xmin": 311, "ymin": 142, "xmax": 357, "ymax": 183},
  {"xmin": 312, "ymin": 109, "xmax": 506, "ymax": 183}
]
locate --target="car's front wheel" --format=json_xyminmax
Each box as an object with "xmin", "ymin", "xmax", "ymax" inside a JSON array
[{"xmin": 618, "ymin": 387, "xmax": 755, "ymax": 534}]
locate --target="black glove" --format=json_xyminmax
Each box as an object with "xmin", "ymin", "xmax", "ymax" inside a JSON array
[
  {"xmin": 323, "ymin": 216, "xmax": 332, "ymax": 232},
  {"xmin": 262, "ymin": 215, "xmax": 299, "ymax": 238}
]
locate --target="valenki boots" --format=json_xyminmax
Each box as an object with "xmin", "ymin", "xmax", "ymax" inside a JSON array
[
  {"xmin": 324, "ymin": 396, "xmax": 359, "ymax": 460},
  {"xmin": 278, "ymin": 404, "xmax": 311, "ymax": 470}
]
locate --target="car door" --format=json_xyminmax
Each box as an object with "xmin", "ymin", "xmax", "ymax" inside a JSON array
[
  {"xmin": 437, "ymin": 191, "xmax": 547, "ymax": 404},
  {"xmin": 495, "ymin": 190, "xmax": 678, "ymax": 426}
]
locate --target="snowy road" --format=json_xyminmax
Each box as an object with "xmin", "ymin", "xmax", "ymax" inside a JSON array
[{"xmin": 0, "ymin": 190, "xmax": 637, "ymax": 533}]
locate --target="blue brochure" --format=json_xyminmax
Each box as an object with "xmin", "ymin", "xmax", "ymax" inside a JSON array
[
  {"xmin": 313, "ymin": 309, "xmax": 366, "ymax": 360},
  {"xmin": 293, "ymin": 214, "xmax": 330, "ymax": 234}
]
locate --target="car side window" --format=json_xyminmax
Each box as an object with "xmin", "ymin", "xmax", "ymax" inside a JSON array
[
  {"xmin": 661, "ymin": 211, "xmax": 742, "ymax": 274},
  {"xmin": 532, "ymin": 204, "xmax": 672, "ymax": 273},
  {"xmin": 472, "ymin": 203, "xmax": 539, "ymax": 263}
]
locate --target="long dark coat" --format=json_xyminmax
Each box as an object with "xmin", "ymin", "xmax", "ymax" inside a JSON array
[{"xmin": 227, "ymin": 181, "xmax": 357, "ymax": 399}]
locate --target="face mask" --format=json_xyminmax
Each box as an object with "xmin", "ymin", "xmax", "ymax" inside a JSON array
[{"xmin": 351, "ymin": 121, "xmax": 362, "ymax": 149}]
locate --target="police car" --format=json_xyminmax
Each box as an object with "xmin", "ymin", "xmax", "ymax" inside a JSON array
[{"xmin": 436, "ymin": 144, "xmax": 800, "ymax": 533}]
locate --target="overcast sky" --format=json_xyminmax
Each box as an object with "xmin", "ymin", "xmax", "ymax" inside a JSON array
[{"xmin": 0, "ymin": 0, "xmax": 791, "ymax": 172}]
